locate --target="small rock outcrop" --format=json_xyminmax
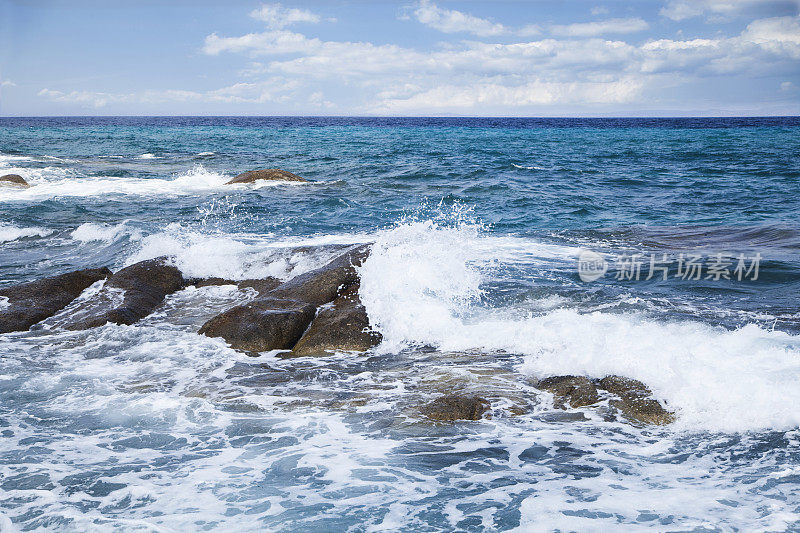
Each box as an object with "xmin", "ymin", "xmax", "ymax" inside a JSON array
[
  {"xmin": 537, "ymin": 375, "xmax": 599, "ymax": 408},
  {"xmin": 226, "ymin": 169, "xmax": 307, "ymax": 185},
  {"xmin": 0, "ymin": 174, "xmax": 29, "ymax": 188},
  {"xmin": 422, "ymin": 395, "xmax": 490, "ymax": 421},
  {"xmin": 268, "ymin": 245, "xmax": 369, "ymax": 306},
  {"xmin": 598, "ymin": 375, "xmax": 675, "ymax": 425},
  {"xmin": 0, "ymin": 268, "xmax": 112, "ymax": 333},
  {"xmin": 192, "ymin": 277, "xmax": 282, "ymax": 296},
  {"xmin": 199, "ymin": 245, "xmax": 372, "ymax": 353},
  {"xmin": 199, "ymin": 297, "xmax": 316, "ymax": 352},
  {"xmin": 63, "ymin": 258, "xmax": 185, "ymax": 330},
  {"xmin": 290, "ymin": 284, "xmax": 382, "ymax": 357}
]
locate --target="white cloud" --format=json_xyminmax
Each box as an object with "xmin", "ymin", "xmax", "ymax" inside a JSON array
[
  {"xmin": 249, "ymin": 3, "xmax": 321, "ymax": 29},
  {"xmin": 0, "ymin": 80, "xmax": 15, "ymax": 88},
  {"xmin": 591, "ymin": 6, "xmax": 611, "ymax": 16},
  {"xmin": 659, "ymin": 0, "xmax": 795, "ymax": 21},
  {"xmin": 551, "ymin": 17, "xmax": 649, "ymax": 37},
  {"xmin": 38, "ymin": 79, "xmax": 298, "ymax": 108},
  {"xmin": 781, "ymin": 80, "xmax": 797, "ymax": 90},
  {"xmin": 411, "ymin": 0, "xmax": 506, "ymax": 36}
]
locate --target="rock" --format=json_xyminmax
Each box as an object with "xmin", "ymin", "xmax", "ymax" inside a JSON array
[
  {"xmin": 0, "ymin": 174, "xmax": 29, "ymax": 188},
  {"xmin": 598, "ymin": 375, "xmax": 675, "ymax": 425},
  {"xmin": 199, "ymin": 297, "xmax": 316, "ymax": 352},
  {"xmin": 422, "ymin": 395, "xmax": 490, "ymax": 421},
  {"xmin": 192, "ymin": 277, "xmax": 281, "ymax": 295},
  {"xmin": 290, "ymin": 284, "xmax": 381, "ymax": 357},
  {"xmin": 63, "ymin": 258, "xmax": 185, "ymax": 329},
  {"xmin": 537, "ymin": 375, "xmax": 599, "ymax": 408},
  {"xmin": 267, "ymin": 244, "xmax": 370, "ymax": 306},
  {"xmin": 226, "ymin": 169, "xmax": 307, "ymax": 185},
  {"xmin": 0, "ymin": 268, "xmax": 112, "ymax": 333}
]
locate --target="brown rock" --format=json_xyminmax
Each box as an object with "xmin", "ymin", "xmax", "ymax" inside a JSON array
[
  {"xmin": 422, "ymin": 395, "xmax": 490, "ymax": 421},
  {"xmin": 226, "ymin": 169, "xmax": 307, "ymax": 185},
  {"xmin": 267, "ymin": 244, "xmax": 370, "ymax": 306},
  {"xmin": 0, "ymin": 174, "xmax": 29, "ymax": 188},
  {"xmin": 290, "ymin": 284, "xmax": 381, "ymax": 357},
  {"xmin": 199, "ymin": 297, "xmax": 316, "ymax": 352},
  {"xmin": 63, "ymin": 258, "xmax": 185, "ymax": 329},
  {"xmin": 598, "ymin": 375, "xmax": 675, "ymax": 425},
  {"xmin": 192, "ymin": 277, "xmax": 281, "ymax": 295},
  {"xmin": 537, "ymin": 375, "xmax": 599, "ymax": 408},
  {"xmin": 0, "ymin": 267, "xmax": 112, "ymax": 333}
]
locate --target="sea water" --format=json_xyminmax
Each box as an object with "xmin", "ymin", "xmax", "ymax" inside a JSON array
[{"xmin": 1, "ymin": 117, "xmax": 799, "ymax": 531}]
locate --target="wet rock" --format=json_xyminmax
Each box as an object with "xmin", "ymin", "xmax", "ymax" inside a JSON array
[
  {"xmin": 267, "ymin": 244, "xmax": 370, "ymax": 306},
  {"xmin": 598, "ymin": 375, "xmax": 675, "ymax": 425},
  {"xmin": 290, "ymin": 284, "xmax": 382, "ymax": 357},
  {"xmin": 536, "ymin": 375, "xmax": 599, "ymax": 409},
  {"xmin": 192, "ymin": 277, "xmax": 281, "ymax": 295},
  {"xmin": 0, "ymin": 267, "xmax": 112, "ymax": 333},
  {"xmin": 63, "ymin": 258, "xmax": 185, "ymax": 329},
  {"xmin": 226, "ymin": 169, "xmax": 307, "ymax": 185},
  {"xmin": 422, "ymin": 395, "xmax": 490, "ymax": 421},
  {"xmin": 199, "ymin": 297, "xmax": 316, "ymax": 352},
  {"xmin": 0, "ymin": 173, "xmax": 29, "ymax": 188}
]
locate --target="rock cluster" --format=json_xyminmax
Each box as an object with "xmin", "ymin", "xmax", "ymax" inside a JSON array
[
  {"xmin": 422, "ymin": 395, "xmax": 490, "ymax": 421},
  {"xmin": 534, "ymin": 374, "xmax": 674, "ymax": 425},
  {"xmin": 199, "ymin": 245, "xmax": 382, "ymax": 356}
]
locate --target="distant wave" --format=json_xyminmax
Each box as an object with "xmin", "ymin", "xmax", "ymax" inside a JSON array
[
  {"xmin": 512, "ymin": 163, "xmax": 547, "ymax": 170},
  {"xmin": 0, "ymin": 223, "xmax": 53, "ymax": 243}
]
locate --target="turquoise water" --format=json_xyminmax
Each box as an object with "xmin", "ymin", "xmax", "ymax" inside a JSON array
[{"xmin": 1, "ymin": 117, "xmax": 799, "ymax": 531}]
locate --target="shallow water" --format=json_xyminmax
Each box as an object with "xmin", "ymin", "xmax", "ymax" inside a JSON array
[{"xmin": 1, "ymin": 117, "xmax": 799, "ymax": 531}]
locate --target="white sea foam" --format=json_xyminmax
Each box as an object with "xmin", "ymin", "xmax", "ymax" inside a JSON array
[
  {"xmin": 358, "ymin": 217, "xmax": 800, "ymax": 432},
  {"xmin": 70, "ymin": 221, "xmax": 141, "ymax": 244},
  {"xmin": 196, "ymin": 151, "xmax": 215, "ymax": 156},
  {"xmin": 512, "ymin": 163, "xmax": 547, "ymax": 170},
  {"xmin": 0, "ymin": 165, "xmax": 228, "ymax": 201},
  {"xmin": 126, "ymin": 223, "xmax": 370, "ymax": 280},
  {"xmin": 0, "ymin": 223, "xmax": 54, "ymax": 243},
  {"xmin": 0, "ymin": 296, "xmax": 9, "ymax": 311},
  {"xmin": 137, "ymin": 153, "xmax": 159, "ymax": 159}
]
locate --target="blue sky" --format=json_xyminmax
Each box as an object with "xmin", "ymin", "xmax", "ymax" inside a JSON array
[{"xmin": 1, "ymin": 0, "xmax": 798, "ymax": 116}]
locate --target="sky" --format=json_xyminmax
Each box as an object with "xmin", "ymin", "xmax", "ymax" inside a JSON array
[{"xmin": 0, "ymin": 0, "xmax": 799, "ymax": 116}]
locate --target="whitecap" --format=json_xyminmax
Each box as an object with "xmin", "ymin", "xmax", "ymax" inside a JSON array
[{"xmin": 0, "ymin": 223, "xmax": 54, "ymax": 243}]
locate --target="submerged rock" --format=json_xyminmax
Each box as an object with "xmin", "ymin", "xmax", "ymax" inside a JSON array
[
  {"xmin": 268, "ymin": 244, "xmax": 370, "ymax": 306},
  {"xmin": 63, "ymin": 258, "xmax": 185, "ymax": 329},
  {"xmin": 290, "ymin": 284, "xmax": 381, "ymax": 357},
  {"xmin": 422, "ymin": 395, "xmax": 490, "ymax": 421},
  {"xmin": 192, "ymin": 277, "xmax": 281, "ymax": 296},
  {"xmin": 0, "ymin": 174, "xmax": 29, "ymax": 188},
  {"xmin": 199, "ymin": 297, "xmax": 316, "ymax": 352},
  {"xmin": 598, "ymin": 375, "xmax": 675, "ymax": 425},
  {"xmin": 226, "ymin": 169, "xmax": 307, "ymax": 185},
  {"xmin": 537, "ymin": 375, "xmax": 599, "ymax": 408},
  {"xmin": 0, "ymin": 268, "xmax": 112, "ymax": 333}
]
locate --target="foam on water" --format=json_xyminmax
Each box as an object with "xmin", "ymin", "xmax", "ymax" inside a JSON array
[
  {"xmin": 358, "ymin": 217, "xmax": 800, "ymax": 432},
  {"xmin": 0, "ymin": 165, "xmax": 228, "ymax": 201},
  {"xmin": 70, "ymin": 221, "xmax": 142, "ymax": 244},
  {"xmin": 0, "ymin": 223, "xmax": 54, "ymax": 243}
]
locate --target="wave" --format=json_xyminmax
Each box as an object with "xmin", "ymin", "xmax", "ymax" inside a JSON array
[
  {"xmin": 126, "ymin": 223, "xmax": 371, "ymax": 281},
  {"xmin": 70, "ymin": 221, "xmax": 142, "ymax": 244},
  {"xmin": 0, "ymin": 165, "xmax": 228, "ymax": 201},
  {"xmin": 0, "ymin": 223, "xmax": 54, "ymax": 243},
  {"xmin": 357, "ymin": 215, "xmax": 800, "ymax": 432},
  {"xmin": 512, "ymin": 163, "xmax": 547, "ymax": 170}
]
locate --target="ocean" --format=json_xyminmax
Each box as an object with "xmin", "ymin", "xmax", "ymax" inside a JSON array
[{"xmin": 1, "ymin": 116, "xmax": 799, "ymax": 531}]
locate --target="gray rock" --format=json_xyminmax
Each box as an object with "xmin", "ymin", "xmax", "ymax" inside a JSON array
[
  {"xmin": 226, "ymin": 169, "xmax": 307, "ymax": 185},
  {"xmin": 422, "ymin": 395, "xmax": 490, "ymax": 421},
  {"xmin": 290, "ymin": 284, "xmax": 381, "ymax": 357},
  {"xmin": 0, "ymin": 174, "xmax": 29, "ymax": 188},
  {"xmin": 63, "ymin": 258, "xmax": 185, "ymax": 329},
  {"xmin": 537, "ymin": 375, "xmax": 600, "ymax": 408},
  {"xmin": 0, "ymin": 268, "xmax": 112, "ymax": 333},
  {"xmin": 199, "ymin": 297, "xmax": 316, "ymax": 352},
  {"xmin": 598, "ymin": 375, "xmax": 675, "ymax": 425},
  {"xmin": 192, "ymin": 277, "xmax": 281, "ymax": 296}
]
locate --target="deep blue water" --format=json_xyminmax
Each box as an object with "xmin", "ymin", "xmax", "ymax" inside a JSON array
[{"xmin": 1, "ymin": 117, "xmax": 799, "ymax": 531}]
